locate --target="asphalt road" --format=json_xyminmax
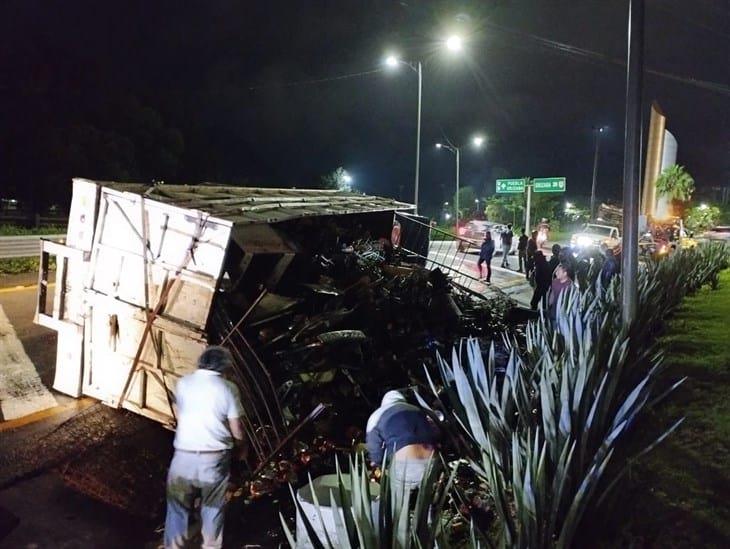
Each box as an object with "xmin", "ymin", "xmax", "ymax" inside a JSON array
[
  {"xmin": 0, "ymin": 281, "xmax": 60, "ymax": 392},
  {"xmin": 427, "ymin": 240, "xmax": 534, "ymax": 306},
  {"xmin": 0, "ymin": 275, "xmax": 162, "ymax": 547}
]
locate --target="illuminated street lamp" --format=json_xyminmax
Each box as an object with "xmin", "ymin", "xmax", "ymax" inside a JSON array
[
  {"xmin": 383, "ymin": 37, "xmax": 465, "ymax": 215},
  {"xmin": 445, "ymin": 35, "xmax": 464, "ymax": 52},
  {"xmin": 435, "ymin": 134, "xmax": 485, "ymax": 231}
]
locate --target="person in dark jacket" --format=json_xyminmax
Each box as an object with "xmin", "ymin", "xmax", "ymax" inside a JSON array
[
  {"xmin": 478, "ymin": 231, "xmax": 495, "ymax": 283},
  {"xmin": 525, "ymin": 231, "xmax": 538, "ymax": 281},
  {"xmin": 548, "ymin": 243, "xmax": 561, "ymax": 276},
  {"xmin": 366, "ymin": 390, "xmax": 440, "ymax": 490},
  {"xmin": 600, "ymin": 247, "xmax": 619, "ymax": 286},
  {"xmin": 530, "ymin": 251, "xmax": 552, "ymax": 310},
  {"xmin": 517, "ymin": 229, "xmax": 528, "ymax": 273}
]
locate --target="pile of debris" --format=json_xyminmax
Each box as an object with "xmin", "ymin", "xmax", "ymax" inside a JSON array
[{"xmin": 210, "ymin": 238, "xmax": 514, "ymax": 497}]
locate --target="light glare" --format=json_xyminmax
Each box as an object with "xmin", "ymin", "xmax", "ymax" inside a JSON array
[
  {"xmin": 472, "ymin": 135, "xmax": 484, "ymax": 147},
  {"xmin": 446, "ymin": 35, "xmax": 463, "ymax": 52},
  {"xmin": 384, "ymin": 55, "xmax": 399, "ymax": 68}
]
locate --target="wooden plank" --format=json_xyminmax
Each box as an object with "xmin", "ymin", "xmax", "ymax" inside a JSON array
[{"xmin": 267, "ymin": 254, "xmax": 295, "ymax": 288}]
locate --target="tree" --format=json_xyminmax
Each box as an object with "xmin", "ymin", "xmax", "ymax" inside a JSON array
[
  {"xmin": 484, "ymin": 195, "xmax": 524, "ymax": 224},
  {"xmin": 318, "ymin": 167, "xmax": 353, "ymax": 191},
  {"xmin": 655, "ymin": 164, "xmax": 695, "ymax": 202},
  {"xmin": 454, "ymin": 186, "xmax": 477, "ymax": 218},
  {"xmin": 684, "ymin": 204, "xmax": 720, "ymax": 233}
]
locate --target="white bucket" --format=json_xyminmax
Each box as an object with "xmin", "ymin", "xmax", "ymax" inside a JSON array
[{"xmin": 295, "ymin": 474, "xmax": 381, "ymax": 548}]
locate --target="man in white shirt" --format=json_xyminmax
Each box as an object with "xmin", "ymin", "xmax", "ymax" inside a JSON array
[{"xmin": 164, "ymin": 346, "xmax": 247, "ymax": 549}]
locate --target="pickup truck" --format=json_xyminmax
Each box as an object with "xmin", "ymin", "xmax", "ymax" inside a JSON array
[{"xmin": 570, "ymin": 223, "xmax": 621, "ymax": 250}]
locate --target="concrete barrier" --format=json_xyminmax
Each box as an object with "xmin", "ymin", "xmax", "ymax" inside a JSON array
[{"xmin": 0, "ymin": 235, "xmax": 65, "ymax": 259}]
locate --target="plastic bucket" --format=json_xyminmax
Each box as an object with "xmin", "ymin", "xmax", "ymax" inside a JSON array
[{"xmin": 295, "ymin": 473, "xmax": 381, "ymax": 548}]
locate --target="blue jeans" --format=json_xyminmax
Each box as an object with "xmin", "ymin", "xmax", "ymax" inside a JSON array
[{"xmin": 165, "ymin": 450, "xmax": 231, "ymax": 549}]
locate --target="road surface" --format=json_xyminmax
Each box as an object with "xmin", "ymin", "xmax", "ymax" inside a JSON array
[{"xmin": 427, "ymin": 240, "xmax": 533, "ymax": 306}]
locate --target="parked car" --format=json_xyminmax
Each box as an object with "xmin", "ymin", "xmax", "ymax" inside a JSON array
[
  {"xmin": 457, "ymin": 220, "xmax": 517, "ymax": 254},
  {"xmin": 704, "ymin": 226, "xmax": 730, "ymax": 241},
  {"xmin": 570, "ymin": 223, "xmax": 621, "ymax": 250}
]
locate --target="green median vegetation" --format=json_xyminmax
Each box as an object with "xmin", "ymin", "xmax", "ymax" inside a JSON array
[{"xmin": 608, "ymin": 268, "xmax": 730, "ymax": 547}]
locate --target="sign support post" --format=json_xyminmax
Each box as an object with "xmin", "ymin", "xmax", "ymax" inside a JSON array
[{"xmin": 525, "ymin": 181, "xmax": 532, "ymax": 235}]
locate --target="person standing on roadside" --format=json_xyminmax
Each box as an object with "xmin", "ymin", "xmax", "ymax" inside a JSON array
[
  {"xmin": 517, "ymin": 229, "xmax": 528, "ymax": 273},
  {"xmin": 530, "ymin": 251, "xmax": 552, "ymax": 310},
  {"xmin": 165, "ymin": 346, "xmax": 248, "ymax": 549},
  {"xmin": 525, "ymin": 230, "xmax": 538, "ymax": 281},
  {"xmin": 478, "ymin": 231, "xmax": 495, "ymax": 284},
  {"xmin": 500, "ymin": 224, "xmax": 514, "ymax": 268},
  {"xmin": 548, "ymin": 263, "xmax": 575, "ymax": 319},
  {"xmin": 548, "ymin": 243, "xmax": 561, "ymax": 276}
]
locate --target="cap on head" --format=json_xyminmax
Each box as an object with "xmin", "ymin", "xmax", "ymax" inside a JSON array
[
  {"xmin": 198, "ymin": 345, "xmax": 234, "ymax": 373},
  {"xmin": 381, "ymin": 390, "xmax": 406, "ymax": 407}
]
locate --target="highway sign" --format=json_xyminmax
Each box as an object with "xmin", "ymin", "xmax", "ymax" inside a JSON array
[
  {"xmin": 496, "ymin": 178, "xmax": 526, "ymax": 193},
  {"xmin": 533, "ymin": 177, "xmax": 566, "ymax": 193}
]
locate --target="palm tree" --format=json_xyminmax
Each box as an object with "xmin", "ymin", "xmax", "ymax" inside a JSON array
[{"xmin": 655, "ymin": 164, "xmax": 694, "ymax": 217}]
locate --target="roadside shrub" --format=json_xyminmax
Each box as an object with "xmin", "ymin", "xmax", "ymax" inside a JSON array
[{"xmin": 425, "ymin": 242, "xmax": 729, "ymax": 548}]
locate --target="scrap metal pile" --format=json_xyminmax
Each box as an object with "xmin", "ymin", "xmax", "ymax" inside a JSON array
[{"xmin": 209, "ymin": 238, "xmax": 514, "ymax": 498}]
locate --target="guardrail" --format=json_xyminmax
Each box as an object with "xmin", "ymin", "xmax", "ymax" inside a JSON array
[{"xmin": 0, "ymin": 234, "xmax": 66, "ymax": 259}]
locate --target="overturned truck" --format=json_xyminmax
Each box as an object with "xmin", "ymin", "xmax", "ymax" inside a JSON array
[{"xmin": 36, "ymin": 179, "xmax": 412, "ymax": 427}]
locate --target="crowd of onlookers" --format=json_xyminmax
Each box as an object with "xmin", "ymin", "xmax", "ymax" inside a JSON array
[{"xmin": 478, "ymin": 226, "xmax": 621, "ymax": 319}]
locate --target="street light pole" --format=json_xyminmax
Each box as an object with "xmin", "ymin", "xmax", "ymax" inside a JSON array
[
  {"xmin": 455, "ymin": 147, "xmax": 461, "ymax": 230},
  {"xmin": 414, "ymin": 62, "xmax": 422, "ymax": 215},
  {"xmin": 590, "ymin": 126, "xmax": 604, "ymax": 220},
  {"xmin": 621, "ymin": 0, "xmax": 644, "ymax": 325}
]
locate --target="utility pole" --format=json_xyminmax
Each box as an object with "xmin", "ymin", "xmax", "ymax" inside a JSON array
[
  {"xmin": 525, "ymin": 180, "xmax": 532, "ymax": 235},
  {"xmin": 590, "ymin": 126, "xmax": 604, "ymax": 220},
  {"xmin": 622, "ymin": 0, "xmax": 644, "ymax": 325},
  {"xmin": 414, "ymin": 62, "xmax": 422, "ymax": 215},
  {"xmin": 455, "ymin": 147, "xmax": 461, "ymax": 231}
]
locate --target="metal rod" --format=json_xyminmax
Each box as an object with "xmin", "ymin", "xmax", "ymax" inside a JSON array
[
  {"xmin": 414, "ymin": 62, "xmax": 422, "ymax": 214},
  {"xmin": 455, "ymin": 147, "xmax": 461, "ymax": 233},
  {"xmin": 220, "ymin": 288, "xmax": 268, "ymax": 345},
  {"xmin": 590, "ymin": 128, "xmax": 603, "ymax": 219},
  {"xmin": 621, "ymin": 0, "xmax": 644, "ymax": 325},
  {"xmin": 252, "ymin": 403, "xmax": 328, "ymax": 476}
]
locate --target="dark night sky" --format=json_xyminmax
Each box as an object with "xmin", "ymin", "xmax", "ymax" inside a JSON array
[{"xmin": 1, "ymin": 0, "xmax": 728, "ymax": 215}]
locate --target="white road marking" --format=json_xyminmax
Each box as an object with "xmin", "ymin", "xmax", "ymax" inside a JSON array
[{"xmin": 0, "ymin": 303, "xmax": 57, "ymax": 420}]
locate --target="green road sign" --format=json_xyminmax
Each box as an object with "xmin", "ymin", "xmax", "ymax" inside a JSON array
[
  {"xmin": 533, "ymin": 177, "xmax": 566, "ymax": 193},
  {"xmin": 496, "ymin": 178, "xmax": 526, "ymax": 193}
]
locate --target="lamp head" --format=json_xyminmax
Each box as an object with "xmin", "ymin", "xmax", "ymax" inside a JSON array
[{"xmin": 445, "ymin": 35, "xmax": 463, "ymax": 52}]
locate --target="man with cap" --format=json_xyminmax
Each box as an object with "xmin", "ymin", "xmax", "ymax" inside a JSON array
[
  {"xmin": 365, "ymin": 390, "xmax": 440, "ymax": 490},
  {"xmin": 165, "ymin": 346, "xmax": 247, "ymax": 549}
]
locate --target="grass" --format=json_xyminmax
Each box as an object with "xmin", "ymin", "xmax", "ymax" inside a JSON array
[
  {"xmin": 0, "ymin": 224, "xmax": 66, "ymax": 236},
  {"xmin": 603, "ymin": 269, "xmax": 730, "ymax": 548}
]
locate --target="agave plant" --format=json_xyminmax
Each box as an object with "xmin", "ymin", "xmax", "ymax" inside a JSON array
[
  {"xmin": 423, "ymin": 243, "xmax": 728, "ymax": 548},
  {"xmin": 281, "ymin": 453, "xmax": 459, "ymax": 549}
]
